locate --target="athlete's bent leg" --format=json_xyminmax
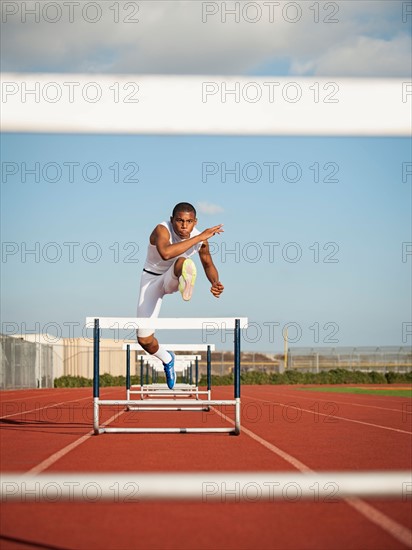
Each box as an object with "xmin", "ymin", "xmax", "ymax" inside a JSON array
[
  {"xmin": 137, "ymin": 332, "xmax": 176, "ymax": 388},
  {"xmin": 175, "ymin": 257, "xmax": 197, "ymax": 301},
  {"xmin": 174, "ymin": 257, "xmax": 186, "ymax": 277},
  {"xmin": 137, "ymin": 333, "xmax": 159, "ymax": 355}
]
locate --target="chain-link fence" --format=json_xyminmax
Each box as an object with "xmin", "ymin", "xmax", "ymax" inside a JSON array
[
  {"xmin": 286, "ymin": 346, "xmax": 412, "ymax": 373},
  {"xmin": 198, "ymin": 348, "xmax": 411, "ymax": 375},
  {"xmin": 0, "ymin": 335, "xmax": 54, "ymax": 389}
]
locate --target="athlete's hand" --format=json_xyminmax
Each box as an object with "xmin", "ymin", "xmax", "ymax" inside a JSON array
[
  {"xmin": 200, "ymin": 224, "xmax": 224, "ymax": 241},
  {"xmin": 211, "ymin": 281, "xmax": 224, "ymax": 298}
]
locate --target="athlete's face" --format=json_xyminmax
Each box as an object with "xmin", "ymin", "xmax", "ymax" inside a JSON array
[{"xmin": 171, "ymin": 211, "xmax": 197, "ymax": 239}]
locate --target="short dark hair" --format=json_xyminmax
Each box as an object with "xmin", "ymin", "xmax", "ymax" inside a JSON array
[{"xmin": 172, "ymin": 202, "xmax": 197, "ymax": 218}]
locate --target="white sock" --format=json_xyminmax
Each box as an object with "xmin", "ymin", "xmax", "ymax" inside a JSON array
[{"xmin": 153, "ymin": 347, "xmax": 172, "ymax": 364}]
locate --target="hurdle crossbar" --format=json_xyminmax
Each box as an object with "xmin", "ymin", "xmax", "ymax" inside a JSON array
[
  {"xmin": 91, "ymin": 317, "xmax": 244, "ymax": 434},
  {"xmin": 122, "ymin": 344, "xmax": 216, "ymax": 351},
  {"xmin": 87, "ymin": 317, "xmax": 248, "ymax": 329},
  {"xmin": 3, "ymin": 74, "xmax": 409, "ymax": 137},
  {"xmin": 2, "ymin": 472, "xmax": 410, "ymax": 501}
]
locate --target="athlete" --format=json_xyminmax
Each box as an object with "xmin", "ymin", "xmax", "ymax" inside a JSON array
[{"xmin": 136, "ymin": 202, "xmax": 224, "ymax": 389}]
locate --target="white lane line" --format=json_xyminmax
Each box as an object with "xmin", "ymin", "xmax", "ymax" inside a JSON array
[
  {"xmin": 212, "ymin": 407, "xmax": 412, "ymax": 548},
  {"xmin": 257, "ymin": 389, "xmax": 409, "ymax": 415},
  {"xmin": 24, "ymin": 409, "xmax": 126, "ymax": 475},
  {"xmin": 348, "ymin": 497, "xmax": 412, "ymax": 548},
  {"xmin": 242, "ymin": 393, "xmax": 412, "ymax": 435},
  {"xmin": 0, "ymin": 396, "xmax": 92, "ymax": 419},
  {"xmin": 0, "ymin": 390, "xmax": 120, "ymax": 420},
  {"xmin": 0, "ymin": 390, "xmax": 75, "ymax": 403},
  {"xmin": 212, "ymin": 407, "xmax": 311, "ymax": 472}
]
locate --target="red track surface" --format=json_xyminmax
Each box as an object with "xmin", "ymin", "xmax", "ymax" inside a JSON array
[{"xmin": 1, "ymin": 385, "xmax": 411, "ymax": 549}]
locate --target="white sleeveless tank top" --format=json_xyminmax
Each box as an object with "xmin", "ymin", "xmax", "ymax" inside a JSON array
[{"xmin": 143, "ymin": 221, "xmax": 202, "ymax": 274}]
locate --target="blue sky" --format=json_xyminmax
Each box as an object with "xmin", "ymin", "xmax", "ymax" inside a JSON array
[{"xmin": 1, "ymin": 1, "xmax": 411, "ymax": 351}]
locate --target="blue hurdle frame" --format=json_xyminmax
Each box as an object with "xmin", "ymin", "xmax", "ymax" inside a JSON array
[{"xmin": 92, "ymin": 318, "xmax": 242, "ymax": 435}]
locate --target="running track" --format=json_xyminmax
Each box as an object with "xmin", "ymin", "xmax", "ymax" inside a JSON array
[{"xmin": 1, "ymin": 385, "xmax": 411, "ymax": 549}]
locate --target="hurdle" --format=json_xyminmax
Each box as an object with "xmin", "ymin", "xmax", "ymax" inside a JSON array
[
  {"xmin": 124, "ymin": 349, "xmax": 205, "ymax": 396},
  {"xmin": 124, "ymin": 350, "xmax": 210, "ymax": 410},
  {"xmin": 87, "ymin": 317, "xmax": 247, "ymax": 434},
  {"xmin": 137, "ymin": 355, "xmax": 207, "ymax": 411},
  {"xmin": 135, "ymin": 356, "xmax": 204, "ymax": 399},
  {"xmin": 122, "ymin": 343, "xmax": 214, "ymax": 403},
  {"xmin": 128, "ymin": 343, "xmax": 217, "ymax": 390}
]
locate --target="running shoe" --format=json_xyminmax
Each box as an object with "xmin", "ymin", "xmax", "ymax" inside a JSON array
[
  {"xmin": 163, "ymin": 351, "xmax": 176, "ymax": 389},
  {"xmin": 179, "ymin": 258, "xmax": 197, "ymax": 301}
]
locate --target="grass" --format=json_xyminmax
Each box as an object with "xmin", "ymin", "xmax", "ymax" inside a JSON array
[{"xmin": 299, "ymin": 387, "xmax": 412, "ymax": 398}]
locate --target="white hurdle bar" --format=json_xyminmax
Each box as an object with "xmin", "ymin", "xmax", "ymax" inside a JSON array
[
  {"xmin": 88, "ymin": 317, "xmax": 247, "ymax": 434},
  {"xmin": 3, "ymin": 74, "xmax": 409, "ymax": 137},
  {"xmin": 86, "ymin": 317, "xmax": 247, "ymax": 330},
  {"xmin": 122, "ymin": 344, "xmax": 216, "ymax": 351},
  {"xmin": 2, "ymin": 472, "xmax": 410, "ymax": 501}
]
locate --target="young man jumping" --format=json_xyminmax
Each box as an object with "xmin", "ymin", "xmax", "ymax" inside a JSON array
[{"xmin": 136, "ymin": 202, "xmax": 224, "ymax": 389}]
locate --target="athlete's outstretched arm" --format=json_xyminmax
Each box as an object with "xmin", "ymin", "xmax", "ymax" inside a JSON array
[
  {"xmin": 152, "ymin": 224, "xmax": 224, "ymax": 261},
  {"xmin": 199, "ymin": 241, "xmax": 224, "ymax": 298}
]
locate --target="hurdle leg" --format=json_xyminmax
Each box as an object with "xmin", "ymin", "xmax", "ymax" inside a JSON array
[
  {"xmin": 126, "ymin": 345, "xmax": 132, "ymax": 410},
  {"xmin": 207, "ymin": 345, "xmax": 212, "ymax": 401},
  {"xmin": 140, "ymin": 357, "xmax": 144, "ymax": 399},
  {"xmin": 195, "ymin": 356, "xmax": 199, "ymax": 400},
  {"xmin": 234, "ymin": 319, "xmax": 241, "ymax": 435},
  {"xmin": 126, "ymin": 344, "xmax": 131, "ymax": 401},
  {"xmin": 204, "ymin": 345, "xmax": 211, "ymax": 411},
  {"xmin": 93, "ymin": 318, "xmax": 100, "ymax": 435}
]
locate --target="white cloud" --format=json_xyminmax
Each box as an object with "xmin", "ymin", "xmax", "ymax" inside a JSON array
[
  {"xmin": 291, "ymin": 34, "xmax": 412, "ymax": 77},
  {"xmin": 196, "ymin": 201, "xmax": 224, "ymax": 215},
  {"xmin": 1, "ymin": 1, "xmax": 411, "ymax": 76}
]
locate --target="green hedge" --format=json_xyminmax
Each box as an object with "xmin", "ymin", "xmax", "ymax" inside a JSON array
[
  {"xmin": 54, "ymin": 374, "xmax": 141, "ymax": 388},
  {"xmin": 198, "ymin": 369, "xmax": 411, "ymax": 386},
  {"xmin": 54, "ymin": 369, "xmax": 412, "ymax": 388},
  {"xmin": 54, "ymin": 375, "xmax": 92, "ymax": 388}
]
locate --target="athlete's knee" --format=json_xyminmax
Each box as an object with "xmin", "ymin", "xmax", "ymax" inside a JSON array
[
  {"xmin": 137, "ymin": 333, "xmax": 153, "ymax": 346},
  {"xmin": 137, "ymin": 333, "xmax": 158, "ymax": 354}
]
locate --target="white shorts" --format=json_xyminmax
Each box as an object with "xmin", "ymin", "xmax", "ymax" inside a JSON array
[{"xmin": 136, "ymin": 264, "xmax": 179, "ymax": 337}]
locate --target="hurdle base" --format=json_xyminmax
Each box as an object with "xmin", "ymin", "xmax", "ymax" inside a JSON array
[
  {"xmin": 134, "ymin": 384, "xmax": 199, "ymax": 390},
  {"xmin": 137, "ymin": 392, "xmax": 208, "ymax": 398},
  {"xmin": 99, "ymin": 399, "xmax": 236, "ymax": 406},
  {"xmin": 97, "ymin": 427, "xmax": 236, "ymax": 434},
  {"xmin": 127, "ymin": 406, "xmax": 209, "ymax": 412}
]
